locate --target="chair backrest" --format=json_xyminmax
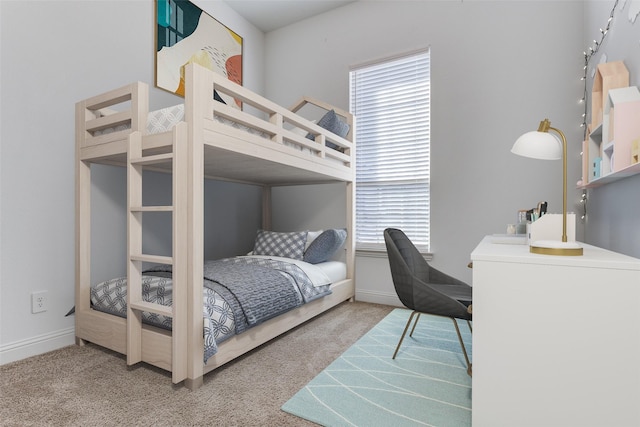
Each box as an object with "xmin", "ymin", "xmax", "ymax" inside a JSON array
[
  {"xmin": 383, "ymin": 228, "xmax": 431, "ymax": 309},
  {"xmin": 384, "ymin": 228, "xmax": 472, "ymax": 319}
]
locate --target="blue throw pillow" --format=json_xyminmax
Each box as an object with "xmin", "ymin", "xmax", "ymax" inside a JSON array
[
  {"xmin": 303, "ymin": 228, "xmax": 347, "ymax": 264},
  {"xmin": 306, "ymin": 110, "xmax": 350, "ymax": 150},
  {"xmin": 253, "ymin": 230, "xmax": 308, "ymax": 260}
]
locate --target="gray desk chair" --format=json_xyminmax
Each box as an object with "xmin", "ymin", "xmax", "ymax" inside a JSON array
[{"xmin": 383, "ymin": 228, "xmax": 473, "ymax": 375}]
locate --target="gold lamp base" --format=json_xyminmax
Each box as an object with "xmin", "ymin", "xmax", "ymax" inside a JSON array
[{"xmin": 530, "ymin": 240, "xmax": 584, "ymax": 256}]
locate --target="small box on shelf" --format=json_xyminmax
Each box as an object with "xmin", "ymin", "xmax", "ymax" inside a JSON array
[{"xmin": 592, "ymin": 156, "xmax": 602, "ymax": 180}]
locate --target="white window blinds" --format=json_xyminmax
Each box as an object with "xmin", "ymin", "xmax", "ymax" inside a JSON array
[{"xmin": 349, "ymin": 49, "xmax": 430, "ymax": 251}]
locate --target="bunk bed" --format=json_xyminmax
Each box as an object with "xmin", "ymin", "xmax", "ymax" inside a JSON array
[{"xmin": 75, "ymin": 63, "xmax": 355, "ymax": 390}]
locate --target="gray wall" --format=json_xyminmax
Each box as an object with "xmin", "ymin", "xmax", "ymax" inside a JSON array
[
  {"xmin": 264, "ymin": 0, "xmax": 587, "ymax": 305},
  {"xmin": 90, "ymin": 166, "xmax": 262, "ymax": 285},
  {"xmin": 0, "ymin": 0, "xmax": 264, "ymax": 363},
  {"xmin": 582, "ymin": 1, "xmax": 640, "ymax": 257}
]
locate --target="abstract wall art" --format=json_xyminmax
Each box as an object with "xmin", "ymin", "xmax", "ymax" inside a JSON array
[{"xmin": 155, "ymin": 0, "xmax": 243, "ymax": 107}]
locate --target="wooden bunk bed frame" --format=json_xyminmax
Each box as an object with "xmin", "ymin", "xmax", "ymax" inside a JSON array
[{"xmin": 75, "ymin": 63, "xmax": 355, "ymax": 390}]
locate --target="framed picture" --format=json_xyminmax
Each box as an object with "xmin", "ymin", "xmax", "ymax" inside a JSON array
[{"xmin": 155, "ymin": 0, "xmax": 243, "ymax": 107}]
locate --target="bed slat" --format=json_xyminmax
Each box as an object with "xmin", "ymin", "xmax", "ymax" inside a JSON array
[
  {"xmin": 130, "ymin": 152, "xmax": 173, "ymax": 166},
  {"xmin": 130, "ymin": 301, "xmax": 173, "ymax": 317},
  {"xmin": 129, "ymin": 254, "xmax": 173, "ymax": 265}
]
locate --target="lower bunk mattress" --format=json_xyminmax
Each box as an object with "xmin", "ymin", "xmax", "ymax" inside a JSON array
[{"xmin": 90, "ymin": 255, "xmax": 345, "ymax": 362}]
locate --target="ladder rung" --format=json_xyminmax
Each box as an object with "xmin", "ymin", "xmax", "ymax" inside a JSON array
[
  {"xmin": 130, "ymin": 153, "xmax": 173, "ymax": 166},
  {"xmin": 130, "ymin": 300, "xmax": 172, "ymax": 317},
  {"xmin": 130, "ymin": 254, "xmax": 173, "ymax": 265},
  {"xmin": 130, "ymin": 205, "xmax": 173, "ymax": 212}
]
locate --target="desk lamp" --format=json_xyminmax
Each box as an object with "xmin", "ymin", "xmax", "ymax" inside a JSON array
[{"xmin": 511, "ymin": 119, "xmax": 583, "ymax": 256}]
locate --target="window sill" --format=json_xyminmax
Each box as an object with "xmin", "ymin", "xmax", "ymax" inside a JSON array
[{"xmin": 356, "ymin": 247, "xmax": 433, "ymax": 261}]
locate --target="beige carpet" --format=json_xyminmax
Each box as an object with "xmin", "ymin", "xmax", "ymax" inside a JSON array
[{"xmin": 0, "ymin": 301, "xmax": 393, "ymax": 427}]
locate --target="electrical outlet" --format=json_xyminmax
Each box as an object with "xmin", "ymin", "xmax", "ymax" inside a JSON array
[{"xmin": 31, "ymin": 291, "xmax": 48, "ymax": 314}]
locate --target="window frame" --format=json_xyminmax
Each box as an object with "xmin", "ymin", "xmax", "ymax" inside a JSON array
[{"xmin": 349, "ymin": 48, "xmax": 431, "ymax": 254}]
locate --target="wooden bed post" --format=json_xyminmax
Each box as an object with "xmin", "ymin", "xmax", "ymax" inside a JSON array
[
  {"xmin": 346, "ymin": 180, "xmax": 356, "ymax": 296},
  {"xmin": 262, "ymin": 185, "xmax": 272, "ymax": 230},
  {"xmin": 183, "ymin": 63, "xmax": 211, "ymax": 390},
  {"xmin": 345, "ymin": 111, "xmax": 356, "ymax": 299},
  {"xmin": 171, "ymin": 122, "xmax": 189, "ymax": 384},
  {"xmin": 75, "ymin": 100, "xmax": 91, "ymax": 343}
]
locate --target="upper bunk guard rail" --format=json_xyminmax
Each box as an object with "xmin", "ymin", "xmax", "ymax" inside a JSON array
[
  {"xmin": 75, "ymin": 65, "xmax": 354, "ymax": 177},
  {"xmin": 77, "ymin": 82, "xmax": 149, "ymax": 150},
  {"xmin": 126, "ymin": 123, "xmax": 189, "ymax": 385},
  {"xmin": 193, "ymin": 64, "xmax": 354, "ymax": 170}
]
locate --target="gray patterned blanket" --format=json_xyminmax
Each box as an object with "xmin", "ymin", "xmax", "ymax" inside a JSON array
[
  {"xmin": 91, "ymin": 257, "xmax": 331, "ymax": 362},
  {"xmin": 146, "ymin": 258, "xmax": 305, "ymax": 333}
]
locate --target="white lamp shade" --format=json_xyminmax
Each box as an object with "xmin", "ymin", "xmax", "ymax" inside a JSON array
[{"xmin": 511, "ymin": 131, "xmax": 562, "ymax": 160}]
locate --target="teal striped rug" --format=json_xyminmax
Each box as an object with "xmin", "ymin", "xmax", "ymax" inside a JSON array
[{"xmin": 282, "ymin": 308, "xmax": 472, "ymax": 427}]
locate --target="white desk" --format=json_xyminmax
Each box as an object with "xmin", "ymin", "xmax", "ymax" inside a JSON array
[{"xmin": 471, "ymin": 236, "xmax": 640, "ymax": 427}]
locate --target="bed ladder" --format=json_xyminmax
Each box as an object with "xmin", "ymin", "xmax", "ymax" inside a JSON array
[{"xmin": 126, "ymin": 123, "xmax": 188, "ymax": 384}]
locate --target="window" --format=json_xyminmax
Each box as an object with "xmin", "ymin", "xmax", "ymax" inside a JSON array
[{"xmin": 349, "ymin": 49, "xmax": 430, "ymax": 252}]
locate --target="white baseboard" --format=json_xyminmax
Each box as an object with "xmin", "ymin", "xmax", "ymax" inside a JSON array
[
  {"xmin": 0, "ymin": 327, "xmax": 76, "ymax": 365},
  {"xmin": 0, "ymin": 291, "xmax": 400, "ymax": 365},
  {"xmin": 355, "ymin": 289, "xmax": 403, "ymax": 307}
]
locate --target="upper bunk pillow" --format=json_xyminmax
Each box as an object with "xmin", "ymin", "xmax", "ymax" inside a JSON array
[
  {"xmin": 303, "ymin": 228, "xmax": 347, "ymax": 264},
  {"xmin": 306, "ymin": 110, "xmax": 350, "ymax": 150},
  {"xmin": 253, "ymin": 230, "xmax": 308, "ymax": 260}
]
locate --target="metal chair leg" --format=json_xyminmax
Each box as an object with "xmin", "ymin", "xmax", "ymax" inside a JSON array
[
  {"xmin": 393, "ymin": 311, "xmax": 418, "ymax": 359},
  {"xmin": 409, "ymin": 312, "xmax": 421, "ymax": 337},
  {"xmin": 395, "ymin": 312, "xmax": 473, "ymax": 377},
  {"xmin": 452, "ymin": 318, "xmax": 472, "ymax": 376}
]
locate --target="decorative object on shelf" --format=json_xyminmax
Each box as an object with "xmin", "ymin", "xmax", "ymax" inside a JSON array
[
  {"xmin": 155, "ymin": 0, "xmax": 243, "ymax": 105},
  {"xmin": 591, "ymin": 61, "xmax": 629, "ymax": 128},
  {"xmin": 593, "ymin": 156, "xmax": 602, "ymax": 179},
  {"xmin": 605, "ymin": 86, "xmax": 640, "ymax": 165},
  {"xmin": 579, "ymin": 2, "xmax": 640, "ymax": 188},
  {"xmin": 583, "ymin": 84, "xmax": 640, "ymax": 187},
  {"xmin": 512, "ymin": 119, "xmax": 583, "ymax": 256},
  {"xmin": 632, "ymin": 139, "xmax": 639, "ymax": 164}
]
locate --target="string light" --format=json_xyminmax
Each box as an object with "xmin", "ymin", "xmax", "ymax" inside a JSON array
[
  {"xmin": 579, "ymin": 1, "xmax": 618, "ymax": 222},
  {"xmin": 579, "ymin": 191, "xmax": 588, "ymax": 221},
  {"xmin": 581, "ymin": 0, "xmax": 619, "ymax": 138}
]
